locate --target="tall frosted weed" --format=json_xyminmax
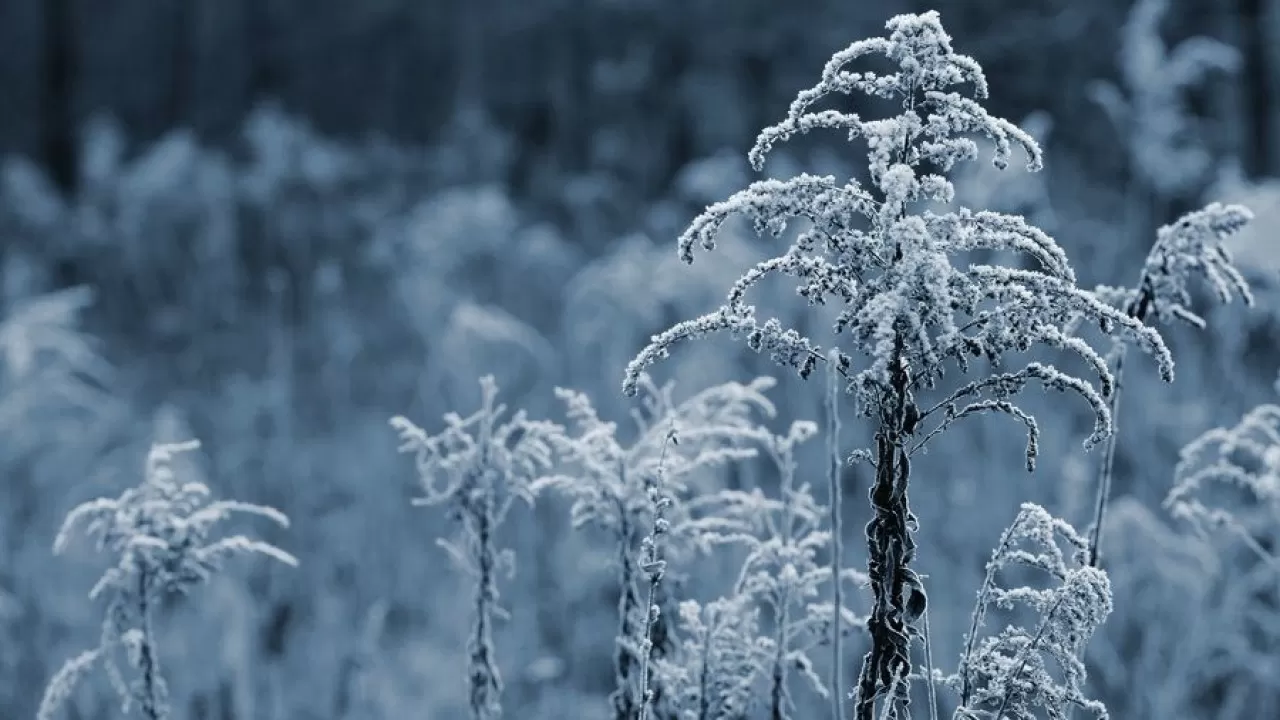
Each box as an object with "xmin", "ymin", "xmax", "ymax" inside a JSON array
[{"xmin": 624, "ymin": 11, "xmax": 1171, "ymax": 718}]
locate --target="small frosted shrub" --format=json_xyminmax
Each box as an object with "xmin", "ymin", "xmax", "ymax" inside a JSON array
[
  {"xmin": 37, "ymin": 440, "xmax": 297, "ymax": 720},
  {"xmin": 946, "ymin": 504, "xmax": 1112, "ymax": 720},
  {"xmin": 1088, "ymin": 0, "xmax": 1241, "ymax": 200},
  {"xmin": 1166, "ymin": 386, "xmax": 1280, "ymax": 570},
  {"xmin": 390, "ymin": 376, "xmax": 563, "ymax": 720},
  {"xmin": 714, "ymin": 420, "xmax": 869, "ymax": 720},
  {"xmin": 650, "ymin": 594, "xmax": 771, "ymax": 720},
  {"xmin": 623, "ymin": 11, "xmax": 1171, "ymax": 718},
  {"xmin": 533, "ymin": 375, "xmax": 776, "ymax": 719}
]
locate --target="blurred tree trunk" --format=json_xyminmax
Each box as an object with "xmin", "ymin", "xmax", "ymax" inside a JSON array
[
  {"xmin": 245, "ymin": 0, "xmax": 279, "ymax": 105},
  {"xmin": 553, "ymin": 0, "xmax": 591, "ymax": 173},
  {"xmin": 454, "ymin": 0, "xmax": 486, "ymax": 110},
  {"xmin": 40, "ymin": 0, "xmax": 77, "ymax": 193},
  {"xmin": 1237, "ymin": 0, "xmax": 1279, "ymax": 177},
  {"xmin": 167, "ymin": 0, "xmax": 191, "ymax": 128},
  {"xmin": 386, "ymin": 2, "xmax": 413, "ymax": 139}
]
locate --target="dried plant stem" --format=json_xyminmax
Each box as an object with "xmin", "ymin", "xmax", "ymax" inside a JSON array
[
  {"xmin": 637, "ymin": 577, "xmax": 661, "ymax": 720},
  {"xmin": 1088, "ymin": 276, "xmax": 1153, "ymax": 567},
  {"xmin": 612, "ymin": 505, "xmax": 642, "ymax": 720},
  {"xmin": 467, "ymin": 492, "xmax": 503, "ymax": 720},
  {"xmin": 136, "ymin": 568, "xmax": 162, "ymax": 720},
  {"xmin": 854, "ymin": 348, "xmax": 917, "ymax": 720},
  {"xmin": 770, "ymin": 592, "xmax": 792, "ymax": 720},
  {"xmin": 1230, "ymin": 524, "xmax": 1280, "ymax": 573},
  {"xmin": 637, "ymin": 430, "xmax": 677, "ymax": 720},
  {"xmin": 827, "ymin": 350, "xmax": 844, "ymax": 720},
  {"xmin": 1087, "ymin": 346, "xmax": 1126, "ymax": 567},
  {"xmin": 922, "ymin": 607, "xmax": 938, "ymax": 720},
  {"xmin": 958, "ymin": 518, "xmax": 1022, "ymax": 707}
]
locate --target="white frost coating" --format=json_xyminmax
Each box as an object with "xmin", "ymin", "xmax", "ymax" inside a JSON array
[{"xmin": 624, "ymin": 10, "xmax": 1173, "ymax": 466}]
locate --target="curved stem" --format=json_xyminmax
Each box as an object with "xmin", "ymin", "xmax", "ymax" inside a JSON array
[{"xmin": 1087, "ymin": 347, "xmax": 1126, "ymax": 567}]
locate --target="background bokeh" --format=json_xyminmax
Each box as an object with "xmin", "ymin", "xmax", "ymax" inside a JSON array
[{"xmin": 1, "ymin": 0, "xmax": 1278, "ymax": 717}]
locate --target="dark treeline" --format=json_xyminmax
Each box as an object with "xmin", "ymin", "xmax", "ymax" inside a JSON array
[{"xmin": 1, "ymin": 0, "xmax": 1276, "ymax": 202}]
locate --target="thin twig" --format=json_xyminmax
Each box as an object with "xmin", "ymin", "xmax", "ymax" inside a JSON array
[{"xmin": 1087, "ymin": 346, "xmax": 1126, "ymax": 567}]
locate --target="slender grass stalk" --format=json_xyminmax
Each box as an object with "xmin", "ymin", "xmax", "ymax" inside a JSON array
[
  {"xmin": 921, "ymin": 607, "xmax": 938, "ymax": 720},
  {"xmin": 1086, "ymin": 346, "xmax": 1126, "ymax": 568},
  {"xmin": 827, "ymin": 350, "xmax": 844, "ymax": 720},
  {"xmin": 637, "ymin": 428, "xmax": 677, "ymax": 720}
]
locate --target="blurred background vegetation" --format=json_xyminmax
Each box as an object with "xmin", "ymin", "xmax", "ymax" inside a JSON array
[{"xmin": 0, "ymin": 0, "xmax": 1278, "ymax": 717}]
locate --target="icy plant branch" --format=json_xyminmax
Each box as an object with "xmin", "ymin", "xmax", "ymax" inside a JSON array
[
  {"xmin": 1084, "ymin": 202, "xmax": 1254, "ymax": 567},
  {"xmin": 1093, "ymin": 202, "xmax": 1254, "ymax": 330},
  {"xmin": 636, "ymin": 428, "xmax": 678, "ymax": 720},
  {"xmin": 38, "ymin": 440, "xmax": 297, "ymax": 720}
]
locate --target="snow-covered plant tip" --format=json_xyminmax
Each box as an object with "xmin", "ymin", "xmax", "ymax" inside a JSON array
[
  {"xmin": 944, "ymin": 503, "xmax": 1112, "ymax": 720},
  {"xmin": 37, "ymin": 440, "xmax": 297, "ymax": 720},
  {"xmin": 1166, "ymin": 377, "xmax": 1280, "ymax": 571},
  {"xmin": 623, "ymin": 11, "xmax": 1171, "ymax": 719},
  {"xmin": 390, "ymin": 376, "xmax": 562, "ymax": 720},
  {"xmin": 1094, "ymin": 202, "xmax": 1254, "ymax": 328}
]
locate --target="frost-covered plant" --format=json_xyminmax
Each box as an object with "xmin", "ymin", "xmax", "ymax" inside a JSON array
[
  {"xmin": 1086, "ymin": 496, "xmax": 1230, "ymax": 720},
  {"xmin": 623, "ymin": 12, "xmax": 1170, "ymax": 718},
  {"xmin": 389, "ymin": 376, "xmax": 562, "ymax": 720},
  {"xmin": 1084, "ymin": 202, "xmax": 1254, "ymax": 566},
  {"xmin": 945, "ymin": 503, "xmax": 1112, "ymax": 720},
  {"xmin": 0, "ymin": 284, "xmax": 116, "ymax": 457},
  {"xmin": 1165, "ymin": 377, "xmax": 1280, "ymax": 571},
  {"xmin": 37, "ymin": 440, "xmax": 297, "ymax": 720},
  {"xmin": 637, "ymin": 428, "xmax": 678, "ymax": 720},
  {"xmin": 716, "ymin": 420, "xmax": 868, "ymax": 720},
  {"xmin": 1088, "ymin": 0, "xmax": 1241, "ymax": 202},
  {"xmin": 1092, "ymin": 202, "xmax": 1254, "ymax": 330},
  {"xmin": 532, "ymin": 375, "xmax": 775, "ymax": 720},
  {"xmin": 650, "ymin": 594, "xmax": 772, "ymax": 720}
]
